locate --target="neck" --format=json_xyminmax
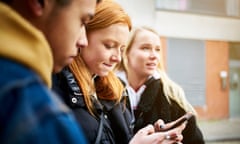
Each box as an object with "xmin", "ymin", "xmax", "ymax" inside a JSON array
[{"xmin": 127, "ymin": 70, "xmax": 148, "ymax": 92}]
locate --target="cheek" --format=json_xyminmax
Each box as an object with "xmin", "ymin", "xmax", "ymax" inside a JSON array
[
  {"xmin": 156, "ymin": 55, "xmax": 161, "ymax": 62},
  {"xmin": 48, "ymin": 25, "xmax": 75, "ymax": 51},
  {"xmin": 128, "ymin": 55, "xmax": 141, "ymax": 67},
  {"xmin": 81, "ymin": 48, "xmax": 101, "ymax": 67},
  {"xmin": 131, "ymin": 53, "xmax": 146, "ymax": 62}
]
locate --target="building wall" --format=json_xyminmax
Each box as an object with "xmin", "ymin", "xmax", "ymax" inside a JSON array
[
  {"xmin": 161, "ymin": 38, "xmax": 230, "ymax": 120},
  {"xmin": 195, "ymin": 41, "xmax": 229, "ymax": 120},
  {"xmin": 116, "ymin": 0, "xmax": 240, "ymax": 42},
  {"xmin": 155, "ymin": 11, "xmax": 240, "ymax": 42},
  {"xmin": 160, "ymin": 37, "xmax": 167, "ymax": 70}
]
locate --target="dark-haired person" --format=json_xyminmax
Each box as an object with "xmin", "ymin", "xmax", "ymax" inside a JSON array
[{"xmin": 0, "ymin": 0, "xmax": 101, "ymax": 143}]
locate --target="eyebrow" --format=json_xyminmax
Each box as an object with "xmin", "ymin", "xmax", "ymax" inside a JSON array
[{"xmin": 97, "ymin": 0, "xmax": 102, "ymax": 4}]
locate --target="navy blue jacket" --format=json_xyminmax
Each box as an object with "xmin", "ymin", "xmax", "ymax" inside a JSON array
[{"xmin": 0, "ymin": 59, "xmax": 87, "ymax": 144}]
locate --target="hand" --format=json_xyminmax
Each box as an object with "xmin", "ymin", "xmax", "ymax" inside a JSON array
[
  {"xmin": 154, "ymin": 118, "xmax": 187, "ymax": 132},
  {"xmin": 129, "ymin": 124, "xmax": 184, "ymax": 144}
]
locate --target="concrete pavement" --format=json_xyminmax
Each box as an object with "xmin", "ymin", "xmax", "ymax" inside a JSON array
[{"xmin": 198, "ymin": 118, "xmax": 240, "ymax": 143}]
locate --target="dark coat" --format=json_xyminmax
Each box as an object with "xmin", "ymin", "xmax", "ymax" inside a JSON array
[
  {"xmin": 127, "ymin": 77, "xmax": 205, "ymax": 144},
  {"xmin": 52, "ymin": 68, "xmax": 133, "ymax": 144}
]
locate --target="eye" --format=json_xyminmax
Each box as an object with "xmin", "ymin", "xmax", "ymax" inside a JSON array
[
  {"xmin": 104, "ymin": 43, "xmax": 114, "ymax": 49},
  {"xmin": 141, "ymin": 47, "xmax": 150, "ymax": 51},
  {"xmin": 156, "ymin": 48, "xmax": 161, "ymax": 52}
]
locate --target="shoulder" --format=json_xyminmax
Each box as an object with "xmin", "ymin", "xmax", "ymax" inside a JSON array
[
  {"xmin": 0, "ymin": 62, "xmax": 86, "ymax": 143},
  {"xmin": 115, "ymin": 70, "xmax": 128, "ymax": 85}
]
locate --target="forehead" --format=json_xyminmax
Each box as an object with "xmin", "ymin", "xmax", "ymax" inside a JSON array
[
  {"xmin": 89, "ymin": 23, "xmax": 130, "ymax": 44},
  {"xmin": 134, "ymin": 29, "xmax": 161, "ymax": 44},
  {"xmin": 66, "ymin": 0, "xmax": 96, "ymax": 15}
]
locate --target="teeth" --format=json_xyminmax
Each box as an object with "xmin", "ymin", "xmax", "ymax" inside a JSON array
[{"xmin": 148, "ymin": 63, "xmax": 155, "ymax": 66}]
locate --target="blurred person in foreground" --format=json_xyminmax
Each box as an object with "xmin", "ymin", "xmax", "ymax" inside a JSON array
[{"xmin": 0, "ymin": 0, "xmax": 100, "ymax": 143}]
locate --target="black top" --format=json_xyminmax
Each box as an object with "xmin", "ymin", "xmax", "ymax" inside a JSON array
[
  {"xmin": 52, "ymin": 67, "xmax": 133, "ymax": 144},
  {"xmin": 124, "ymin": 77, "xmax": 205, "ymax": 144}
]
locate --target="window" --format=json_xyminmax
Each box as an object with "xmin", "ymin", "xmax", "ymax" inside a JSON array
[
  {"xmin": 156, "ymin": 0, "xmax": 240, "ymax": 18},
  {"xmin": 167, "ymin": 38, "xmax": 206, "ymax": 106}
]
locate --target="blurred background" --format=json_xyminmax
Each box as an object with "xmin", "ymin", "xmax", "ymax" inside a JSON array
[{"xmin": 115, "ymin": 0, "xmax": 240, "ymax": 143}]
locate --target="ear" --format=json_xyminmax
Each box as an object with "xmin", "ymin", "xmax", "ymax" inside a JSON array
[{"xmin": 27, "ymin": 0, "xmax": 44, "ymax": 16}]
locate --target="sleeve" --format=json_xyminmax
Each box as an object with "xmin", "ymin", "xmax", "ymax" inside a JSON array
[{"xmin": 170, "ymin": 100, "xmax": 205, "ymax": 144}]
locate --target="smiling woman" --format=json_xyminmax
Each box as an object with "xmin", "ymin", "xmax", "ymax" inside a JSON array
[
  {"xmin": 52, "ymin": 0, "xmax": 133, "ymax": 143},
  {"xmin": 81, "ymin": 23, "xmax": 129, "ymax": 76}
]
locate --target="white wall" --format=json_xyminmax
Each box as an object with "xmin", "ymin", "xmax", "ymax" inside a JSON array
[
  {"xmin": 115, "ymin": 0, "xmax": 155, "ymax": 27},
  {"xmin": 155, "ymin": 11, "xmax": 240, "ymax": 42},
  {"xmin": 116, "ymin": 0, "xmax": 240, "ymax": 42}
]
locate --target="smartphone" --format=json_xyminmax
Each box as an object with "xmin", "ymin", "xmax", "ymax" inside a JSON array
[{"xmin": 160, "ymin": 112, "xmax": 193, "ymax": 132}]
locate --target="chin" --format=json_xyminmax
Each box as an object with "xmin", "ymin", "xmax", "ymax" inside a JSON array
[
  {"xmin": 97, "ymin": 72, "xmax": 109, "ymax": 77},
  {"xmin": 53, "ymin": 67, "xmax": 62, "ymax": 74},
  {"xmin": 146, "ymin": 71, "xmax": 154, "ymax": 76},
  {"xmin": 53, "ymin": 63, "xmax": 67, "ymax": 74}
]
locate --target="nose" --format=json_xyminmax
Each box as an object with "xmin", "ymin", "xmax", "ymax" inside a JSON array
[
  {"xmin": 77, "ymin": 27, "xmax": 88, "ymax": 49},
  {"xmin": 111, "ymin": 49, "xmax": 122, "ymax": 63},
  {"xmin": 149, "ymin": 50, "xmax": 157, "ymax": 59}
]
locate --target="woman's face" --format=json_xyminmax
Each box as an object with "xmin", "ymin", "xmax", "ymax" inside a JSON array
[
  {"xmin": 127, "ymin": 29, "xmax": 161, "ymax": 78},
  {"xmin": 81, "ymin": 23, "xmax": 129, "ymax": 76}
]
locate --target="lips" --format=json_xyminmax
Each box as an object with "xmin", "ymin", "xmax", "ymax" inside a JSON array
[
  {"xmin": 104, "ymin": 63, "xmax": 113, "ymax": 68},
  {"xmin": 146, "ymin": 63, "xmax": 156, "ymax": 66},
  {"xmin": 146, "ymin": 63, "xmax": 157, "ymax": 69}
]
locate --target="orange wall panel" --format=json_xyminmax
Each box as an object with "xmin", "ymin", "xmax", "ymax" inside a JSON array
[{"xmin": 196, "ymin": 41, "xmax": 229, "ymax": 120}]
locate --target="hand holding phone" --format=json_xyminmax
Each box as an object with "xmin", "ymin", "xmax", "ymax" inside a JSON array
[{"xmin": 159, "ymin": 112, "xmax": 193, "ymax": 132}]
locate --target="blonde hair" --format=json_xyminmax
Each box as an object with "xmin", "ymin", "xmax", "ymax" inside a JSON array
[
  {"xmin": 69, "ymin": 0, "xmax": 131, "ymax": 115},
  {"xmin": 117, "ymin": 26, "xmax": 197, "ymax": 115}
]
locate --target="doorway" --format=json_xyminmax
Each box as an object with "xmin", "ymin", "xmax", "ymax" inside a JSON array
[{"xmin": 229, "ymin": 42, "xmax": 240, "ymax": 118}]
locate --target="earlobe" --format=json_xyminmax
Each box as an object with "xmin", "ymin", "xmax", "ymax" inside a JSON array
[{"xmin": 28, "ymin": 0, "xmax": 44, "ymax": 16}]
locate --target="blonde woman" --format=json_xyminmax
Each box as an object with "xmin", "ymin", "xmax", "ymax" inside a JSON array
[{"xmin": 116, "ymin": 26, "xmax": 204, "ymax": 144}]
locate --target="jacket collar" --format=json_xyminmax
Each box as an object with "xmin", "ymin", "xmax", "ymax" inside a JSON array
[
  {"xmin": 137, "ymin": 77, "xmax": 160, "ymax": 112},
  {"xmin": 116, "ymin": 70, "xmax": 161, "ymax": 86},
  {"xmin": 0, "ymin": 3, "xmax": 53, "ymax": 87},
  {"xmin": 62, "ymin": 67, "xmax": 117, "ymax": 112}
]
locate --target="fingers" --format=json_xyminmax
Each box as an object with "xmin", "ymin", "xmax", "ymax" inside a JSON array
[
  {"xmin": 129, "ymin": 124, "xmax": 159, "ymax": 144},
  {"xmin": 162, "ymin": 125, "xmax": 185, "ymax": 143},
  {"xmin": 159, "ymin": 120, "xmax": 187, "ymax": 132},
  {"xmin": 136, "ymin": 124, "xmax": 155, "ymax": 135},
  {"xmin": 130, "ymin": 124, "xmax": 184, "ymax": 144},
  {"xmin": 164, "ymin": 132, "xmax": 183, "ymax": 141},
  {"xmin": 148, "ymin": 131, "xmax": 182, "ymax": 144},
  {"xmin": 154, "ymin": 119, "xmax": 165, "ymax": 131}
]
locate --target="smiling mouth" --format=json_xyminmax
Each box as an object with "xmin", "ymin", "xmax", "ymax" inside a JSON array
[
  {"xmin": 147, "ymin": 63, "xmax": 156, "ymax": 66},
  {"xmin": 104, "ymin": 62, "xmax": 113, "ymax": 67}
]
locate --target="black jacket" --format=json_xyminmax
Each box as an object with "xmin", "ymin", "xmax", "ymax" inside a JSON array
[
  {"xmin": 126, "ymin": 77, "xmax": 205, "ymax": 144},
  {"xmin": 52, "ymin": 68, "xmax": 133, "ymax": 144}
]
